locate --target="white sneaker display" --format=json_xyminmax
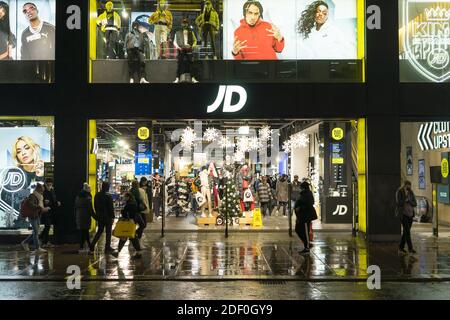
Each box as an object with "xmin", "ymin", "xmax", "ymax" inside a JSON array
[
  {"xmin": 36, "ymin": 248, "xmax": 47, "ymax": 253},
  {"xmin": 192, "ymin": 77, "xmax": 199, "ymax": 83},
  {"xmin": 140, "ymin": 78, "xmax": 149, "ymax": 84},
  {"xmin": 173, "ymin": 78, "xmax": 179, "ymax": 83},
  {"xmin": 130, "ymin": 78, "xmax": 134, "ymax": 83}
]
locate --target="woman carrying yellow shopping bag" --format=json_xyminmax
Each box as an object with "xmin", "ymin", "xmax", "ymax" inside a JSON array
[{"xmin": 112, "ymin": 192, "xmax": 143, "ymax": 259}]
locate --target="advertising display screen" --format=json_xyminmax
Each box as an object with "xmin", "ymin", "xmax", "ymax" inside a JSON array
[
  {"xmin": 1, "ymin": 0, "xmax": 56, "ymax": 61},
  {"xmin": 223, "ymin": 0, "xmax": 358, "ymax": 60},
  {"xmin": 399, "ymin": 0, "xmax": 450, "ymax": 82},
  {"xmin": 89, "ymin": 0, "xmax": 364, "ymax": 83},
  {"xmin": 0, "ymin": 127, "xmax": 52, "ymax": 228}
]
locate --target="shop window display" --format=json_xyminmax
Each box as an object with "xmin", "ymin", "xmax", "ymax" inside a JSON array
[
  {"xmin": 0, "ymin": 0, "xmax": 56, "ymax": 83},
  {"xmin": 0, "ymin": 117, "xmax": 54, "ymax": 229},
  {"xmin": 91, "ymin": 119, "xmax": 358, "ymax": 231},
  {"xmin": 89, "ymin": 0, "xmax": 365, "ymax": 83}
]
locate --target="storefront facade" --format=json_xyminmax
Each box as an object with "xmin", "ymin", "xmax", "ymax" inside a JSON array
[{"xmin": 1, "ymin": 0, "xmax": 449, "ymax": 242}]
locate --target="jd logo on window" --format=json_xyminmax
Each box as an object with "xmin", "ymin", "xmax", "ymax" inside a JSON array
[{"xmin": 207, "ymin": 86, "xmax": 247, "ymax": 113}]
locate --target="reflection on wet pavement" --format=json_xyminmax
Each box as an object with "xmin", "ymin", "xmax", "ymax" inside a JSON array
[{"xmin": 1, "ymin": 232, "xmax": 450, "ymax": 280}]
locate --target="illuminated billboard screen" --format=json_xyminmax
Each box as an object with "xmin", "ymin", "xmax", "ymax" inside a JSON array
[
  {"xmin": 0, "ymin": 127, "xmax": 52, "ymax": 228},
  {"xmin": 89, "ymin": 0, "xmax": 364, "ymax": 83},
  {"xmin": 399, "ymin": 0, "xmax": 450, "ymax": 82}
]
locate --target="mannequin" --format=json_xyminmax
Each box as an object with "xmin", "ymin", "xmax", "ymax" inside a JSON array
[
  {"xmin": 237, "ymin": 164, "xmax": 255, "ymax": 217},
  {"xmin": 208, "ymin": 162, "xmax": 219, "ymax": 208},
  {"xmin": 174, "ymin": 18, "xmax": 198, "ymax": 83},
  {"xmin": 199, "ymin": 166, "xmax": 212, "ymax": 217},
  {"xmin": 195, "ymin": 0, "xmax": 219, "ymax": 59},
  {"xmin": 149, "ymin": 0, "xmax": 173, "ymax": 59},
  {"xmin": 96, "ymin": 1, "xmax": 121, "ymax": 59}
]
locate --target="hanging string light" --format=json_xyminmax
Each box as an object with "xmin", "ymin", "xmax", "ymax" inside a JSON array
[
  {"xmin": 204, "ymin": 127, "xmax": 220, "ymax": 142},
  {"xmin": 236, "ymin": 136, "xmax": 250, "ymax": 152}
]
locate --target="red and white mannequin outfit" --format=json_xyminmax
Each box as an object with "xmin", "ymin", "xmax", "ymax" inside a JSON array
[
  {"xmin": 199, "ymin": 168, "xmax": 212, "ymax": 217},
  {"xmin": 237, "ymin": 165, "xmax": 255, "ymax": 215},
  {"xmin": 208, "ymin": 162, "xmax": 220, "ymax": 208}
]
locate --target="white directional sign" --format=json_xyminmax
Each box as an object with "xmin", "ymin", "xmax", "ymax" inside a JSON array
[{"xmin": 417, "ymin": 122, "xmax": 450, "ymax": 151}]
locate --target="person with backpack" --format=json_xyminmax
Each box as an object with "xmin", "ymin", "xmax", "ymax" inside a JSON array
[
  {"xmin": 20, "ymin": 183, "xmax": 51, "ymax": 253},
  {"xmin": 74, "ymin": 183, "xmax": 96, "ymax": 254},
  {"xmin": 90, "ymin": 182, "xmax": 116, "ymax": 254},
  {"xmin": 396, "ymin": 180, "xmax": 417, "ymax": 254},
  {"xmin": 112, "ymin": 192, "xmax": 142, "ymax": 259},
  {"xmin": 294, "ymin": 181, "xmax": 318, "ymax": 254}
]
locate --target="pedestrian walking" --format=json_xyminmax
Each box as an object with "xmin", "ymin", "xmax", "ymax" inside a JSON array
[
  {"xmin": 75, "ymin": 183, "xmax": 95, "ymax": 254},
  {"xmin": 90, "ymin": 182, "xmax": 116, "ymax": 254},
  {"xmin": 294, "ymin": 181, "xmax": 318, "ymax": 254},
  {"xmin": 257, "ymin": 176, "xmax": 272, "ymax": 217},
  {"xmin": 40, "ymin": 178, "xmax": 61, "ymax": 247},
  {"xmin": 396, "ymin": 180, "xmax": 417, "ymax": 254},
  {"xmin": 112, "ymin": 192, "xmax": 142, "ymax": 259},
  {"xmin": 276, "ymin": 174, "xmax": 289, "ymax": 216},
  {"xmin": 152, "ymin": 173, "xmax": 163, "ymax": 220},
  {"xmin": 291, "ymin": 175, "xmax": 301, "ymax": 212},
  {"xmin": 20, "ymin": 183, "xmax": 51, "ymax": 253},
  {"xmin": 131, "ymin": 180, "xmax": 147, "ymax": 239}
]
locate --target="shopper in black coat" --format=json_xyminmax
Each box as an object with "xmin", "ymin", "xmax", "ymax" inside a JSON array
[
  {"xmin": 294, "ymin": 182, "xmax": 317, "ymax": 254},
  {"xmin": 90, "ymin": 182, "xmax": 116, "ymax": 254},
  {"xmin": 74, "ymin": 183, "xmax": 96, "ymax": 253},
  {"xmin": 112, "ymin": 192, "xmax": 142, "ymax": 259},
  {"xmin": 40, "ymin": 178, "xmax": 61, "ymax": 247}
]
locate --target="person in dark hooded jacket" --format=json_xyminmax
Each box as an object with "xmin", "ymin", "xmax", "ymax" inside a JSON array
[
  {"xmin": 112, "ymin": 192, "xmax": 142, "ymax": 259},
  {"xmin": 294, "ymin": 181, "xmax": 317, "ymax": 254},
  {"xmin": 90, "ymin": 182, "xmax": 116, "ymax": 254},
  {"xmin": 74, "ymin": 183, "xmax": 96, "ymax": 253}
]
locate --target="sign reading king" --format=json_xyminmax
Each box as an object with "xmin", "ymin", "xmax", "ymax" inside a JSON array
[{"xmin": 403, "ymin": 0, "xmax": 450, "ymax": 82}]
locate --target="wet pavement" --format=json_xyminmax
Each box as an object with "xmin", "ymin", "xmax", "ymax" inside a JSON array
[
  {"xmin": 1, "ymin": 280, "xmax": 450, "ymax": 300},
  {"xmin": 0, "ymin": 229, "xmax": 450, "ymax": 281}
]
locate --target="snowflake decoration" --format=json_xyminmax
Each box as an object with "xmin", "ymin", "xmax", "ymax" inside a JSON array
[
  {"xmin": 282, "ymin": 140, "xmax": 292, "ymax": 153},
  {"xmin": 204, "ymin": 127, "xmax": 220, "ymax": 142},
  {"xmin": 291, "ymin": 132, "xmax": 309, "ymax": 148},
  {"xmin": 234, "ymin": 150, "xmax": 245, "ymax": 162},
  {"xmin": 219, "ymin": 136, "xmax": 234, "ymax": 149},
  {"xmin": 249, "ymin": 136, "xmax": 262, "ymax": 151},
  {"xmin": 259, "ymin": 126, "xmax": 273, "ymax": 142},
  {"xmin": 236, "ymin": 136, "xmax": 250, "ymax": 152},
  {"xmin": 181, "ymin": 127, "xmax": 196, "ymax": 149}
]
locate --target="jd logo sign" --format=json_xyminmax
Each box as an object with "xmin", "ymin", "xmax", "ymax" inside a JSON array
[
  {"xmin": 207, "ymin": 86, "xmax": 247, "ymax": 113},
  {"xmin": 403, "ymin": 1, "xmax": 450, "ymax": 82},
  {"xmin": 0, "ymin": 167, "xmax": 27, "ymax": 193},
  {"xmin": 332, "ymin": 205, "xmax": 348, "ymax": 216}
]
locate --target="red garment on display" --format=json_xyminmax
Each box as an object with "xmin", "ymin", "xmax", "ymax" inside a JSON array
[{"xmin": 233, "ymin": 19, "xmax": 285, "ymax": 60}]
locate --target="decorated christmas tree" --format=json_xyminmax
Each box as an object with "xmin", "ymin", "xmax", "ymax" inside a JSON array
[{"xmin": 219, "ymin": 178, "xmax": 242, "ymax": 219}]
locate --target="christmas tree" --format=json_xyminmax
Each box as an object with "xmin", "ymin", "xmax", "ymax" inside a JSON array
[{"xmin": 219, "ymin": 178, "xmax": 242, "ymax": 219}]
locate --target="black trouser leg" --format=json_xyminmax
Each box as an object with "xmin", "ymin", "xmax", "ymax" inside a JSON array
[
  {"xmin": 261, "ymin": 202, "xmax": 269, "ymax": 216},
  {"xmin": 118, "ymin": 238, "xmax": 126, "ymax": 253},
  {"xmin": 41, "ymin": 224, "xmax": 51, "ymax": 245},
  {"xmin": 80, "ymin": 230, "xmax": 88, "ymax": 249},
  {"xmin": 295, "ymin": 222, "xmax": 310, "ymax": 249},
  {"xmin": 90, "ymin": 221, "xmax": 106, "ymax": 251},
  {"xmin": 130, "ymin": 237, "xmax": 141, "ymax": 251},
  {"xmin": 400, "ymin": 216, "xmax": 413, "ymax": 250},
  {"xmin": 105, "ymin": 223, "xmax": 113, "ymax": 251},
  {"xmin": 139, "ymin": 52, "xmax": 146, "ymax": 80}
]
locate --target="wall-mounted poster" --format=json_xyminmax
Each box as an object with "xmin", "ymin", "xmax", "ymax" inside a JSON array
[
  {"xmin": 399, "ymin": 0, "xmax": 450, "ymax": 82},
  {"xmin": 0, "ymin": 127, "xmax": 52, "ymax": 228},
  {"xmin": 418, "ymin": 159, "xmax": 425, "ymax": 189},
  {"xmin": 406, "ymin": 146, "xmax": 413, "ymax": 176}
]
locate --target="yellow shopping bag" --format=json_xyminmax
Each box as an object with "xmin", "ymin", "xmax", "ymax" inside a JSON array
[{"xmin": 113, "ymin": 219, "xmax": 137, "ymax": 239}]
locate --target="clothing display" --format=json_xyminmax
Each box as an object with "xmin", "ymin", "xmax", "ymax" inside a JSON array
[
  {"xmin": 96, "ymin": 6, "xmax": 121, "ymax": 59},
  {"xmin": 21, "ymin": 21, "xmax": 55, "ymax": 60},
  {"xmin": 199, "ymin": 169, "xmax": 213, "ymax": 217},
  {"xmin": 149, "ymin": 2, "xmax": 173, "ymax": 59},
  {"xmin": 166, "ymin": 175, "xmax": 189, "ymax": 217},
  {"xmin": 195, "ymin": 4, "xmax": 219, "ymax": 59}
]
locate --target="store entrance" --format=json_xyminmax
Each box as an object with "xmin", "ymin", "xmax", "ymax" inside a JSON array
[{"xmin": 89, "ymin": 119, "xmax": 361, "ymax": 235}]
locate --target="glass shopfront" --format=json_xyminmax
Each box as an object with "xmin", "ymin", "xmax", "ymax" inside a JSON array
[
  {"xmin": 0, "ymin": 0, "xmax": 56, "ymax": 83},
  {"xmin": 0, "ymin": 116, "xmax": 54, "ymax": 229},
  {"xmin": 400, "ymin": 121, "xmax": 450, "ymax": 230},
  {"xmin": 88, "ymin": 118, "xmax": 363, "ymax": 234},
  {"xmin": 89, "ymin": 0, "xmax": 366, "ymax": 83}
]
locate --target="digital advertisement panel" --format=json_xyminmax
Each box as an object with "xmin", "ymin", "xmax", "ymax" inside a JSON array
[
  {"xmin": 0, "ymin": 127, "xmax": 51, "ymax": 228},
  {"xmin": 1, "ymin": 0, "xmax": 56, "ymax": 61},
  {"xmin": 399, "ymin": 0, "xmax": 450, "ymax": 82},
  {"xmin": 223, "ymin": 0, "xmax": 358, "ymax": 60}
]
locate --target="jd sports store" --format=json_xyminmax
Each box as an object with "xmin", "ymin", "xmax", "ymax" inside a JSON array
[{"xmin": 87, "ymin": 118, "xmax": 365, "ymax": 234}]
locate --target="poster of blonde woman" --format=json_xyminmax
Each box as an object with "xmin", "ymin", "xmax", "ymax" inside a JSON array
[{"xmin": 0, "ymin": 127, "xmax": 51, "ymax": 228}]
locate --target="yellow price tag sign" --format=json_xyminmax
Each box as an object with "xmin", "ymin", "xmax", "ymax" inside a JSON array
[
  {"xmin": 138, "ymin": 127, "xmax": 150, "ymax": 140},
  {"xmin": 332, "ymin": 127, "xmax": 344, "ymax": 141},
  {"xmin": 252, "ymin": 208, "xmax": 263, "ymax": 227},
  {"xmin": 442, "ymin": 158, "xmax": 449, "ymax": 178}
]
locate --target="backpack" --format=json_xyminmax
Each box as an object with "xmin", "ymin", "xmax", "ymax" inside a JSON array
[{"xmin": 20, "ymin": 195, "xmax": 38, "ymax": 219}]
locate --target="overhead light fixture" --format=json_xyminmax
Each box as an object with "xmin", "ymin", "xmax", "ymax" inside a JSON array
[
  {"xmin": 238, "ymin": 125, "xmax": 250, "ymax": 135},
  {"xmin": 122, "ymin": 10, "xmax": 128, "ymax": 18}
]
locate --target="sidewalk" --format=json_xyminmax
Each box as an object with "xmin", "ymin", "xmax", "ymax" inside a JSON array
[{"xmin": 1, "ymin": 229, "xmax": 450, "ymax": 281}]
